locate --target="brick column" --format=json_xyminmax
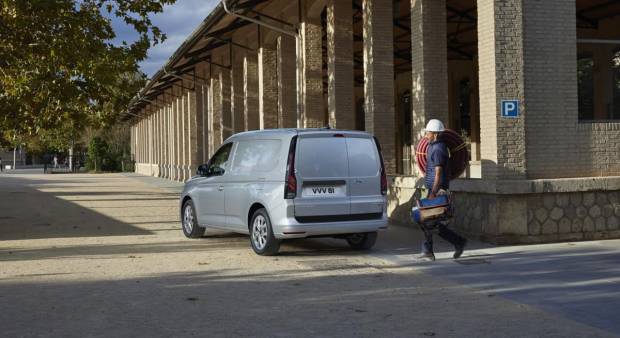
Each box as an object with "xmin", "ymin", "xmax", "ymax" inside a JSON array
[
  {"xmin": 410, "ymin": 0, "xmax": 448, "ymax": 147},
  {"xmin": 244, "ymin": 53, "xmax": 260, "ymax": 131},
  {"xmin": 188, "ymin": 90, "xmax": 199, "ymax": 176},
  {"xmin": 522, "ymin": 0, "xmax": 578, "ymax": 178},
  {"xmin": 277, "ymin": 35, "xmax": 297, "ymax": 128},
  {"xmin": 231, "ymin": 50, "xmax": 246, "ymax": 133},
  {"xmin": 220, "ymin": 68, "xmax": 233, "ymax": 140},
  {"xmin": 181, "ymin": 90, "xmax": 188, "ymax": 181},
  {"xmin": 259, "ymin": 45, "xmax": 279, "ymax": 129},
  {"xmin": 298, "ymin": 18, "xmax": 324, "ymax": 128},
  {"xmin": 477, "ymin": 0, "xmax": 526, "ymax": 180},
  {"xmin": 210, "ymin": 73, "xmax": 223, "ymax": 151},
  {"xmin": 175, "ymin": 88, "xmax": 182, "ymax": 181},
  {"xmin": 363, "ymin": 0, "xmax": 396, "ymax": 173},
  {"xmin": 327, "ymin": 0, "xmax": 354, "ymax": 130}
]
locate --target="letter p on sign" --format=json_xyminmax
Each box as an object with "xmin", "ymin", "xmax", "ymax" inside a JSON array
[{"xmin": 501, "ymin": 100, "xmax": 519, "ymax": 118}]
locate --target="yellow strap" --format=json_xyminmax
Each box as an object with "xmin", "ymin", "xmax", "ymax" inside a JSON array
[{"xmin": 415, "ymin": 152, "xmax": 427, "ymax": 156}]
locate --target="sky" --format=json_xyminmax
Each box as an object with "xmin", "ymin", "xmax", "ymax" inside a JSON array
[{"xmin": 111, "ymin": 0, "xmax": 219, "ymax": 78}]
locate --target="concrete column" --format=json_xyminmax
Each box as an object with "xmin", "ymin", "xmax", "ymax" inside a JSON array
[
  {"xmin": 477, "ymin": 0, "xmax": 526, "ymax": 180},
  {"xmin": 231, "ymin": 50, "xmax": 246, "ymax": 133},
  {"xmin": 199, "ymin": 80, "xmax": 209, "ymax": 162},
  {"xmin": 171, "ymin": 92, "xmax": 178, "ymax": 181},
  {"xmin": 244, "ymin": 53, "xmax": 260, "ymax": 131},
  {"xmin": 277, "ymin": 35, "xmax": 297, "ymax": 128},
  {"xmin": 363, "ymin": 0, "xmax": 396, "ymax": 173},
  {"xmin": 327, "ymin": 0, "xmax": 355, "ymax": 129},
  {"xmin": 410, "ymin": 0, "xmax": 449, "ymax": 147},
  {"xmin": 297, "ymin": 18, "xmax": 324, "ymax": 128},
  {"xmin": 259, "ymin": 45, "xmax": 279, "ymax": 129}
]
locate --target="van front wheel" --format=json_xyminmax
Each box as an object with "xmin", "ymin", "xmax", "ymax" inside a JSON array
[
  {"xmin": 346, "ymin": 232, "xmax": 378, "ymax": 250},
  {"xmin": 250, "ymin": 208, "xmax": 280, "ymax": 256}
]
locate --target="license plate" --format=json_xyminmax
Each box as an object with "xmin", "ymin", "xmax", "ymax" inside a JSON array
[{"xmin": 302, "ymin": 185, "xmax": 345, "ymax": 197}]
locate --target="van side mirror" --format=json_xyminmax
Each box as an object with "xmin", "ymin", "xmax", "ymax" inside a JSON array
[{"xmin": 197, "ymin": 164, "xmax": 208, "ymax": 176}]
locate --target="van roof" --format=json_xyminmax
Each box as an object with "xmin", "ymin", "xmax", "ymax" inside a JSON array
[{"xmin": 226, "ymin": 128, "xmax": 373, "ymax": 141}]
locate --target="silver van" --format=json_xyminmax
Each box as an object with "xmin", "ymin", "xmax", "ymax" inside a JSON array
[{"xmin": 179, "ymin": 128, "xmax": 388, "ymax": 255}]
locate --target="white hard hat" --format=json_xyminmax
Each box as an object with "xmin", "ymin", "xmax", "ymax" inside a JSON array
[{"xmin": 424, "ymin": 119, "xmax": 445, "ymax": 133}]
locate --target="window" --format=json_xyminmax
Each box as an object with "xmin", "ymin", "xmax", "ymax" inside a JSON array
[
  {"xmin": 346, "ymin": 138, "xmax": 379, "ymax": 177},
  {"xmin": 578, "ymin": 54, "xmax": 594, "ymax": 120},
  {"xmin": 298, "ymin": 137, "xmax": 348, "ymax": 178},
  {"xmin": 207, "ymin": 143, "xmax": 233, "ymax": 176},
  {"xmin": 230, "ymin": 140, "xmax": 282, "ymax": 174}
]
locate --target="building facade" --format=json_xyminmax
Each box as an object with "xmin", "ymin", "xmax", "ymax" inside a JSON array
[{"xmin": 126, "ymin": 0, "xmax": 620, "ymax": 243}]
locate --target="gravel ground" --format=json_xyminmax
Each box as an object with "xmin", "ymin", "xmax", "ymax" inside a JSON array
[{"xmin": 0, "ymin": 172, "xmax": 616, "ymax": 338}]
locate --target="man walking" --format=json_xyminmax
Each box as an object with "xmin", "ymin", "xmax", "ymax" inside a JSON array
[
  {"xmin": 0, "ymin": 156, "xmax": 3, "ymax": 172},
  {"xmin": 419, "ymin": 119, "xmax": 467, "ymax": 261}
]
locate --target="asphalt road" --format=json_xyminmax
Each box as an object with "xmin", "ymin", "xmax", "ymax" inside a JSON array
[{"xmin": 0, "ymin": 170, "xmax": 617, "ymax": 338}]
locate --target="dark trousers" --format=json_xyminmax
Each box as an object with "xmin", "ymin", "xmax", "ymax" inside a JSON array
[{"xmin": 422, "ymin": 223, "xmax": 465, "ymax": 254}]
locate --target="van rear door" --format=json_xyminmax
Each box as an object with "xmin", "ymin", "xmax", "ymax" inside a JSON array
[
  {"xmin": 294, "ymin": 133, "xmax": 350, "ymax": 220},
  {"xmin": 346, "ymin": 136, "xmax": 383, "ymax": 215}
]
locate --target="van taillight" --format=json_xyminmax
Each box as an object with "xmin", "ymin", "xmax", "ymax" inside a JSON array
[
  {"xmin": 374, "ymin": 137, "xmax": 388, "ymax": 195},
  {"xmin": 285, "ymin": 136, "xmax": 298, "ymax": 199}
]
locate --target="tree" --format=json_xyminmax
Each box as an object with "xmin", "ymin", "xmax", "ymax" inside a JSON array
[{"xmin": 0, "ymin": 0, "xmax": 174, "ymax": 148}]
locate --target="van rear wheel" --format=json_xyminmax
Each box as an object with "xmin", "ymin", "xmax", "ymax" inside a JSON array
[
  {"xmin": 346, "ymin": 232, "xmax": 378, "ymax": 250},
  {"xmin": 250, "ymin": 208, "xmax": 280, "ymax": 256}
]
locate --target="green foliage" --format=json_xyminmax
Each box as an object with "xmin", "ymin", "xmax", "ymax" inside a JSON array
[
  {"xmin": 86, "ymin": 124, "xmax": 132, "ymax": 172},
  {"xmin": 0, "ymin": 0, "xmax": 174, "ymax": 148}
]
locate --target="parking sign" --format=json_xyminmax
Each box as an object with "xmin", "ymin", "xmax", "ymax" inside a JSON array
[{"xmin": 501, "ymin": 100, "xmax": 520, "ymax": 118}]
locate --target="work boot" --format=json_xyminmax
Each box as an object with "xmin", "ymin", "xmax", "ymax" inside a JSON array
[
  {"xmin": 418, "ymin": 252, "xmax": 436, "ymax": 261},
  {"xmin": 453, "ymin": 239, "xmax": 467, "ymax": 259}
]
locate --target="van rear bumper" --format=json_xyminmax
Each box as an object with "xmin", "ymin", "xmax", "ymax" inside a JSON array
[{"xmin": 273, "ymin": 215, "xmax": 389, "ymax": 239}]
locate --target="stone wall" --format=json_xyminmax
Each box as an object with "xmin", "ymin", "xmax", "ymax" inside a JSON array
[{"xmin": 452, "ymin": 189, "xmax": 620, "ymax": 244}]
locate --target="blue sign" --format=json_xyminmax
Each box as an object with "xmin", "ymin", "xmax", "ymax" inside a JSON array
[{"xmin": 501, "ymin": 100, "xmax": 520, "ymax": 118}]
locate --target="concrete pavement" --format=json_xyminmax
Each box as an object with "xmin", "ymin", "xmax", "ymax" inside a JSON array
[{"xmin": 0, "ymin": 171, "xmax": 618, "ymax": 337}]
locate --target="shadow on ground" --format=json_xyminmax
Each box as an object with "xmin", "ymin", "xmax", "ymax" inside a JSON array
[{"xmin": 0, "ymin": 175, "xmax": 157, "ymax": 241}]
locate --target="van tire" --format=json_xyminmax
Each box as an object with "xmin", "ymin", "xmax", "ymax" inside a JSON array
[
  {"xmin": 346, "ymin": 232, "xmax": 378, "ymax": 250},
  {"xmin": 182, "ymin": 200, "xmax": 205, "ymax": 238},
  {"xmin": 250, "ymin": 208, "xmax": 280, "ymax": 256}
]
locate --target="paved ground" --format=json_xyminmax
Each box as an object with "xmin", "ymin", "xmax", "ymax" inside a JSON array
[{"xmin": 0, "ymin": 170, "xmax": 618, "ymax": 338}]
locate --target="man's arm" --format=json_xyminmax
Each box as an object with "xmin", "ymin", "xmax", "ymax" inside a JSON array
[{"xmin": 429, "ymin": 166, "xmax": 443, "ymax": 199}]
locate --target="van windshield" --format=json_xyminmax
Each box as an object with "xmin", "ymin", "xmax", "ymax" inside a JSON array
[{"xmin": 297, "ymin": 136, "xmax": 378, "ymax": 178}]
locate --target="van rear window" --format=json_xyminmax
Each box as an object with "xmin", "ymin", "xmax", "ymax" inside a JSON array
[
  {"xmin": 346, "ymin": 138, "xmax": 379, "ymax": 177},
  {"xmin": 297, "ymin": 138, "xmax": 348, "ymax": 178}
]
